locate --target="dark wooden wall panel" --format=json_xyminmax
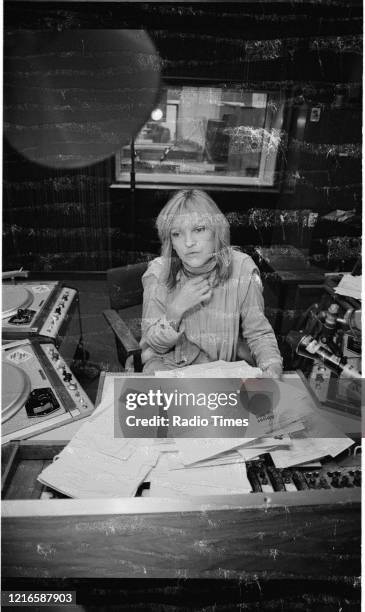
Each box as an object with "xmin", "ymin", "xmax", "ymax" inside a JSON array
[{"xmin": 3, "ymin": 1, "xmax": 362, "ymax": 276}]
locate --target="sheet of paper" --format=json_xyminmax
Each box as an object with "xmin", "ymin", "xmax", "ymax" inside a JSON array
[
  {"xmin": 270, "ymin": 436, "xmax": 353, "ymax": 468},
  {"xmin": 334, "ymin": 274, "xmax": 362, "ymax": 300},
  {"xmin": 148, "ymin": 461, "xmax": 252, "ymax": 498},
  {"xmin": 174, "ymin": 449, "xmax": 246, "ymax": 469},
  {"xmin": 38, "ymin": 437, "xmax": 159, "ymax": 498},
  {"xmin": 180, "ymin": 437, "xmax": 292, "ymax": 468},
  {"xmin": 155, "ymin": 359, "xmax": 262, "ymax": 378},
  {"xmin": 236, "ymin": 437, "xmax": 292, "ymax": 461},
  {"xmin": 174, "ymin": 438, "xmax": 256, "ymax": 466}
]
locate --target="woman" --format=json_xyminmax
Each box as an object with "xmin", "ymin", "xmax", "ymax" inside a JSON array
[{"xmin": 140, "ymin": 189, "xmax": 283, "ymax": 377}]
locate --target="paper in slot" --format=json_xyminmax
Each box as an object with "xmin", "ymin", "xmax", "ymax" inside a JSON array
[{"xmin": 147, "ymin": 461, "xmax": 252, "ymax": 498}]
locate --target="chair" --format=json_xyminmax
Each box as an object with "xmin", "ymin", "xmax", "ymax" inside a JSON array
[{"xmin": 103, "ymin": 262, "xmax": 148, "ymax": 372}]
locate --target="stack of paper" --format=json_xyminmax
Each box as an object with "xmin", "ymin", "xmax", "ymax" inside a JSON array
[
  {"xmin": 37, "ymin": 376, "xmax": 354, "ymax": 499},
  {"xmin": 38, "ymin": 398, "xmax": 161, "ymax": 498},
  {"xmin": 334, "ymin": 274, "xmax": 362, "ymax": 300},
  {"xmin": 146, "ymin": 452, "xmax": 252, "ymax": 498}
]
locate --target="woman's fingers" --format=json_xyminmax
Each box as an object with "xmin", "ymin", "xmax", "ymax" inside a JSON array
[
  {"xmin": 189, "ymin": 276, "xmax": 210, "ymax": 287},
  {"xmin": 200, "ymin": 288, "xmax": 213, "ymax": 300}
]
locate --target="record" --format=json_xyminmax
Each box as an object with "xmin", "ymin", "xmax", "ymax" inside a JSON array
[
  {"xmin": 1, "ymin": 361, "xmax": 32, "ymax": 423},
  {"xmin": 2, "ymin": 285, "xmax": 33, "ymax": 318}
]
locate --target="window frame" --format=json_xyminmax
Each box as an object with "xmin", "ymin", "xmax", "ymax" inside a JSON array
[{"xmin": 114, "ymin": 79, "xmax": 289, "ymax": 191}]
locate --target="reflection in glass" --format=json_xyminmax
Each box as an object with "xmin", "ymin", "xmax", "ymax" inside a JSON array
[{"xmin": 118, "ymin": 85, "xmax": 285, "ymax": 186}]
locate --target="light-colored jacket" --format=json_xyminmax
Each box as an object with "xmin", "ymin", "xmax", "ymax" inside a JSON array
[{"xmin": 140, "ymin": 250, "xmax": 282, "ymax": 371}]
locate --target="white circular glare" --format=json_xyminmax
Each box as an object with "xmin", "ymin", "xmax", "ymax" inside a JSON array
[{"xmin": 151, "ymin": 108, "xmax": 163, "ymax": 121}]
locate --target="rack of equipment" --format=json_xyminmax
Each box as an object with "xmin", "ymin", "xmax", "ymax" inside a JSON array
[{"xmin": 286, "ymin": 279, "xmax": 361, "ymax": 418}]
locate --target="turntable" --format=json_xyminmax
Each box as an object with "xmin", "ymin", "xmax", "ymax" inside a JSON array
[
  {"xmin": 2, "ymin": 339, "xmax": 95, "ymax": 444},
  {"xmin": 2, "ymin": 281, "xmax": 78, "ymax": 344}
]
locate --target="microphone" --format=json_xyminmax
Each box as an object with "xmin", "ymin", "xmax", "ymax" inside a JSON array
[{"xmin": 286, "ymin": 331, "xmax": 361, "ymax": 380}]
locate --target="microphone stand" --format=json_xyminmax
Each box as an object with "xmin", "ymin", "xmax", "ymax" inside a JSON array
[{"xmin": 129, "ymin": 136, "xmax": 136, "ymax": 254}]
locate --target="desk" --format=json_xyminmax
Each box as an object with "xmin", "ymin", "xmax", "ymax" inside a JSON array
[
  {"xmin": 2, "ymin": 372, "xmax": 360, "ymax": 608},
  {"xmin": 93, "ymin": 370, "xmax": 361, "ymax": 439},
  {"xmin": 29, "ymin": 369, "xmax": 361, "ymax": 441}
]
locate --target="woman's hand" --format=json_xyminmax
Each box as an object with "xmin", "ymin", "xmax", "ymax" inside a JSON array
[
  {"xmin": 167, "ymin": 277, "xmax": 213, "ymax": 323},
  {"xmin": 261, "ymin": 363, "xmax": 283, "ymax": 379}
]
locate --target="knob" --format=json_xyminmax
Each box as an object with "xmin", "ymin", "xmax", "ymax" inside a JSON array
[
  {"xmin": 68, "ymin": 383, "xmax": 77, "ymax": 390},
  {"xmin": 63, "ymin": 373, "xmax": 72, "ymax": 382}
]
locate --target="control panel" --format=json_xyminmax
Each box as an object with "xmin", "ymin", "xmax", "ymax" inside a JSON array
[
  {"xmin": 40, "ymin": 343, "xmax": 91, "ymax": 414},
  {"xmin": 39, "ymin": 287, "xmax": 77, "ymax": 338},
  {"xmin": 246, "ymin": 453, "xmax": 361, "ymax": 493}
]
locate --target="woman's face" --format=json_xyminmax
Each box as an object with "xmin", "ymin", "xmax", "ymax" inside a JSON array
[{"xmin": 170, "ymin": 211, "xmax": 215, "ymax": 268}]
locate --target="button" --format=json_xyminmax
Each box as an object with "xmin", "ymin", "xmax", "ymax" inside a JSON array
[{"xmin": 68, "ymin": 383, "xmax": 77, "ymax": 390}]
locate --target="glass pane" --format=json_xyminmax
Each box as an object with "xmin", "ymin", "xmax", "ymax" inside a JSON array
[{"xmin": 119, "ymin": 85, "xmax": 285, "ymax": 186}]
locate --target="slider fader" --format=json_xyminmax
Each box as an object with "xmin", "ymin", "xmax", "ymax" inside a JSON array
[{"xmin": 246, "ymin": 452, "xmax": 361, "ymax": 493}]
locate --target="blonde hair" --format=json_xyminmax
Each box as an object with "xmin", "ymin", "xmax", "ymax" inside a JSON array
[{"xmin": 156, "ymin": 189, "xmax": 233, "ymax": 288}]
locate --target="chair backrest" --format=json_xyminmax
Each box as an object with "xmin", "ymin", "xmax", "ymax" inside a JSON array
[{"xmin": 107, "ymin": 262, "xmax": 149, "ymax": 310}]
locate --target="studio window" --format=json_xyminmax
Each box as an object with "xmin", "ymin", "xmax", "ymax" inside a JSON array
[{"xmin": 116, "ymin": 83, "xmax": 286, "ymax": 188}]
